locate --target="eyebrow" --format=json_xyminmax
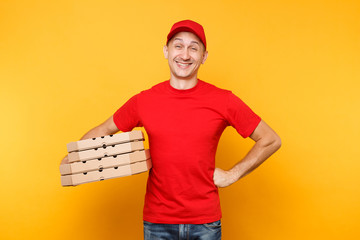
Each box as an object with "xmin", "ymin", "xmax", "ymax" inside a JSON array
[{"xmin": 173, "ymin": 38, "xmax": 200, "ymax": 46}]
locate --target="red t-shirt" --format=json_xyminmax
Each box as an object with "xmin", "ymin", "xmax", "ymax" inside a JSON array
[{"xmin": 113, "ymin": 80, "xmax": 261, "ymax": 224}]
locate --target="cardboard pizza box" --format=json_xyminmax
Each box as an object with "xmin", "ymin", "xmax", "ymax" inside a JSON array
[
  {"xmin": 61, "ymin": 158, "xmax": 152, "ymax": 186},
  {"xmin": 60, "ymin": 149, "xmax": 150, "ymax": 175},
  {"xmin": 67, "ymin": 141, "xmax": 144, "ymax": 163},
  {"xmin": 66, "ymin": 130, "xmax": 144, "ymax": 153}
]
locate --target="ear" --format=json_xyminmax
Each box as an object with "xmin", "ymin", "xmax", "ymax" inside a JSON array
[
  {"xmin": 201, "ymin": 50, "xmax": 208, "ymax": 64},
  {"xmin": 163, "ymin": 45, "xmax": 169, "ymax": 59}
]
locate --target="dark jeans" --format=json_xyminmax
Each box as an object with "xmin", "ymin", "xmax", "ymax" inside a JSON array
[{"xmin": 143, "ymin": 220, "xmax": 222, "ymax": 240}]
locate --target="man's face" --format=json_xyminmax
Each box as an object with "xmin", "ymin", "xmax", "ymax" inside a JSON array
[{"xmin": 164, "ymin": 32, "xmax": 208, "ymax": 81}]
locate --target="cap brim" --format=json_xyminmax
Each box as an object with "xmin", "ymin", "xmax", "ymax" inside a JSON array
[{"xmin": 167, "ymin": 27, "xmax": 205, "ymax": 48}]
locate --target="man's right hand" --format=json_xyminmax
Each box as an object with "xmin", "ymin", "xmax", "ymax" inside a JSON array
[{"xmin": 61, "ymin": 155, "xmax": 69, "ymax": 165}]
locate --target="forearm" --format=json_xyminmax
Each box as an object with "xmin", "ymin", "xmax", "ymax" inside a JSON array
[
  {"xmin": 60, "ymin": 116, "xmax": 119, "ymax": 164},
  {"xmin": 80, "ymin": 116, "xmax": 119, "ymax": 140},
  {"xmin": 80, "ymin": 125, "xmax": 111, "ymax": 140},
  {"xmin": 60, "ymin": 126, "xmax": 111, "ymax": 164},
  {"xmin": 213, "ymin": 122, "xmax": 281, "ymax": 188},
  {"xmin": 229, "ymin": 136, "xmax": 281, "ymax": 182}
]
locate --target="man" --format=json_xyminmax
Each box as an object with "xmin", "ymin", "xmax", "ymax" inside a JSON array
[{"xmin": 61, "ymin": 20, "xmax": 281, "ymax": 240}]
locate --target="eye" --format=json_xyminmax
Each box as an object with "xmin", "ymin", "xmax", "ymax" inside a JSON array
[
  {"xmin": 175, "ymin": 45, "xmax": 182, "ymax": 49},
  {"xmin": 189, "ymin": 45, "xmax": 198, "ymax": 51}
]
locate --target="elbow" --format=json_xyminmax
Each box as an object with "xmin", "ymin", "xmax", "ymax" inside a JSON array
[
  {"xmin": 258, "ymin": 133, "xmax": 281, "ymax": 151},
  {"xmin": 273, "ymin": 134, "xmax": 282, "ymax": 151}
]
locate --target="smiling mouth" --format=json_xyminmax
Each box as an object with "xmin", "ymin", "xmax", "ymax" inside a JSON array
[{"xmin": 175, "ymin": 61, "xmax": 192, "ymax": 68}]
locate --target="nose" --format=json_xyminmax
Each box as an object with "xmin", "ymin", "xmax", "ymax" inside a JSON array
[{"xmin": 180, "ymin": 48, "xmax": 190, "ymax": 60}]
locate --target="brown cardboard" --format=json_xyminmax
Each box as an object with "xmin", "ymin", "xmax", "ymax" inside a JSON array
[
  {"xmin": 67, "ymin": 141, "xmax": 145, "ymax": 163},
  {"xmin": 60, "ymin": 149, "xmax": 150, "ymax": 175},
  {"xmin": 66, "ymin": 130, "xmax": 144, "ymax": 152},
  {"xmin": 61, "ymin": 158, "xmax": 152, "ymax": 186},
  {"xmin": 130, "ymin": 157, "xmax": 153, "ymax": 173}
]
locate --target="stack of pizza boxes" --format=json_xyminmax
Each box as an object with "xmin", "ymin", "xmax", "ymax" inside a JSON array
[{"xmin": 60, "ymin": 130, "xmax": 151, "ymax": 186}]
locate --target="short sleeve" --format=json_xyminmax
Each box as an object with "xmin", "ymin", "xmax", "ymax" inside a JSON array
[
  {"xmin": 113, "ymin": 94, "xmax": 142, "ymax": 132},
  {"xmin": 226, "ymin": 92, "xmax": 261, "ymax": 138}
]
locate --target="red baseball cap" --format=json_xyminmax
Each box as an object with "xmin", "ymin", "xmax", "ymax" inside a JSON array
[{"xmin": 166, "ymin": 20, "xmax": 207, "ymax": 49}]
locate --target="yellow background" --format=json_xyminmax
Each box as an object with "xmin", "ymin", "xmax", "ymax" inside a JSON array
[{"xmin": 1, "ymin": 0, "xmax": 359, "ymax": 239}]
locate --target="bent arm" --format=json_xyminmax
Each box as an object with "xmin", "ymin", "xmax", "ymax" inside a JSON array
[
  {"xmin": 60, "ymin": 115, "xmax": 119, "ymax": 164},
  {"xmin": 213, "ymin": 120, "xmax": 281, "ymax": 187},
  {"xmin": 79, "ymin": 115, "xmax": 119, "ymax": 141}
]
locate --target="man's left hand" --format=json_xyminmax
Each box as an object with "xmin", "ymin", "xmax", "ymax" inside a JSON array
[{"xmin": 213, "ymin": 168, "xmax": 237, "ymax": 188}]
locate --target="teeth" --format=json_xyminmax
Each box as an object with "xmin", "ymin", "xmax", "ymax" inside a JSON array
[{"xmin": 177, "ymin": 62, "xmax": 191, "ymax": 66}]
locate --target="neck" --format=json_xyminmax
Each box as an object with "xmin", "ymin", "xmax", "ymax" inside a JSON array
[{"xmin": 169, "ymin": 76, "xmax": 198, "ymax": 90}]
